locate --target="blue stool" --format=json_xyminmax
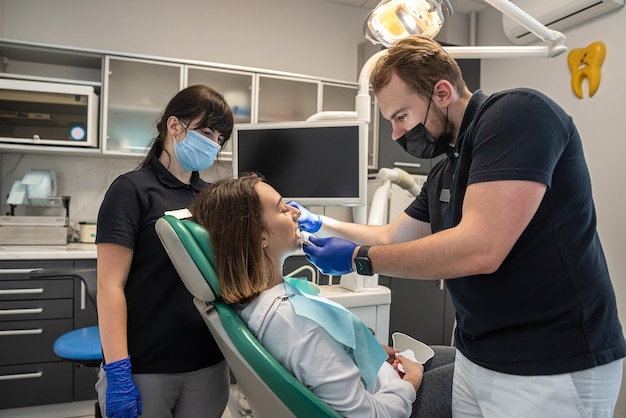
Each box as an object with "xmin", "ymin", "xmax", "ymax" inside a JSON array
[
  {"xmin": 53, "ymin": 325, "xmax": 102, "ymax": 368},
  {"xmin": 30, "ymin": 268, "xmax": 103, "ymax": 418}
]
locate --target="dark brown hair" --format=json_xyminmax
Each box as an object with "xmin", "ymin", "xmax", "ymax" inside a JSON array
[
  {"xmin": 371, "ymin": 35, "xmax": 469, "ymax": 100},
  {"xmin": 140, "ymin": 84, "xmax": 234, "ymax": 168},
  {"xmin": 190, "ymin": 173, "xmax": 274, "ymax": 304}
]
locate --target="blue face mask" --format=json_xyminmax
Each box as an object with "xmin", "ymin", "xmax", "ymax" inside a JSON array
[{"xmin": 174, "ymin": 128, "xmax": 221, "ymax": 172}]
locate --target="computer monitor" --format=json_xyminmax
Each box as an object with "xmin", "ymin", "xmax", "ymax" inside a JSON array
[{"xmin": 232, "ymin": 120, "xmax": 367, "ymax": 207}]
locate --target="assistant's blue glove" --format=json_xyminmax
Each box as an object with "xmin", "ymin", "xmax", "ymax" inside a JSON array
[
  {"xmin": 103, "ymin": 356, "xmax": 142, "ymax": 418},
  {"xmin": 286, "ymin": 200, "xmax": 322, "ymax": 233},
  {"xmin": 303, "ymin": 235, "xmax": 357, "ymax": 276}
]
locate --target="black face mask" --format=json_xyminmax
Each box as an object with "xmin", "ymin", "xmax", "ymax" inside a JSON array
[
  {"xmin": 396, "ymin": 122, "xmax": 451, "ymax": 159},
  {"xmin": 395, "ymin": 89, "xmax": 451, "ymax": 159}
]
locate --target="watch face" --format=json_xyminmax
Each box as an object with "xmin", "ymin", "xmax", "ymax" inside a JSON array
[{"xmin": 355, "ymin": 257, "xmax": 372, "ymax": 276}]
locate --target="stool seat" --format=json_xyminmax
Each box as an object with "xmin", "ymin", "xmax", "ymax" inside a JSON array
[{"xmin": 53, "ymin": 325, "xmax": 102, "ymax": 366}]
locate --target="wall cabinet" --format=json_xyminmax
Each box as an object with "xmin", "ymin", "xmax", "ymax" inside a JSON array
[
  {"xmin": 0, "ymin": 258, "xmax": 98, "ymax": 410},
  {"xmin": 0, "ymin": 39, "xmax": 360, "ymax": 158},
  {"xmin": 102, "ymin": 56, "xmax": 184, "ymax": 155},
  {"xmin": 186, "ymin": 65, "xmax": 254, "ymax": 125},
  {"xmin": 257, "ymin": 75, "xmax": 318, "ymax": 123}
]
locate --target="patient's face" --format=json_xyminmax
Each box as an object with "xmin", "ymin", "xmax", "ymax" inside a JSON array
[{"xmin": 256, "ymin": 181, "xmax": 301, "ymax": 257}]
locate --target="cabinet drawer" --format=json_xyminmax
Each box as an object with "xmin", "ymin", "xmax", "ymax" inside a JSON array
[
  {"xmin": 0, "ymin": 279, "xmax": 73, "ymax": 301},
  {"xmin": 0, "ymin": 298, "xmax": 73, "ymax": 321},
  {"xmin": 0, "ymin": 318, "xmax": 73, "ymax": 365},
  {"xmin": 0, "ymin": 260, "xmax": 73, "ymax": 276},
  {"xmin": 0, "ymin": 361, "xmax": 73, "ymax": 409}
]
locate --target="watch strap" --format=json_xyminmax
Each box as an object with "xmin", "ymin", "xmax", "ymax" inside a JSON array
[{"xmin": 357, "ymin": 245, "xmax": 371, "ymax": 258}]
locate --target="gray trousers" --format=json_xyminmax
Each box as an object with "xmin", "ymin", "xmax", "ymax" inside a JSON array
[
  {"xmin": 96, "ymin": 360, "xmax": 229, "ymax": 418},
  {"xmin": 411, "ymin": 345, "xmax": 456, "ymax": 418}
]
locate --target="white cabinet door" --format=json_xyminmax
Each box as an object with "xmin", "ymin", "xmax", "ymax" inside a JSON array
[
  {"xmin": 256, "ymin": 75, "xmax": 319, "ymax": 123},
  {"xmin": 102, "ymin": 56, "xmax": 183, "ymax": 156}
]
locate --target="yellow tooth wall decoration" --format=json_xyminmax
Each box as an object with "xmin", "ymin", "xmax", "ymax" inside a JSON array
[{"xmin": 567, "ymin": 41, "xmax": 606, "ymax": 99}]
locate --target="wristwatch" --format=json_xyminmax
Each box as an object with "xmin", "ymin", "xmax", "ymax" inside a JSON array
[{"xmin": 354, "ymin": 245, "xmax": 374, "ymax": 276}]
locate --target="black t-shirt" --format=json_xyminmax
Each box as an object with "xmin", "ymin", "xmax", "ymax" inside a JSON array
[
  {"xmin": 97, "ymin": 158, "xmax": 223, "ymax": 373},
  {"xmin": 406, "ymin": 89, "xmax": 626, "ymax": 375}
]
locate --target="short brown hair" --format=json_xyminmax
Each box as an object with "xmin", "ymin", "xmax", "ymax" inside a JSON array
[
  {"xmin": 190, "ymin": 173, "xmax": 274, "ymax": 304},
  {"xmin": 371, "ymin": 35, "xmax": 468, "ymax": 99}
]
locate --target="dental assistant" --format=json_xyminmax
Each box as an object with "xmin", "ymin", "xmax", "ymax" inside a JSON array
[
  {"xmin": 290, "ymin": 35, "xmax": 626, "ymax": 417},
  {"xmin": 96, "ymin": 85, "xmax": 234, "ymax": 418}
]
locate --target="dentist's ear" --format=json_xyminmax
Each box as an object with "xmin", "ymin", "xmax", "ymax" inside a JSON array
[{"xmin": 433, "ymin": 80, "xmax": 454, "ymax": 108}]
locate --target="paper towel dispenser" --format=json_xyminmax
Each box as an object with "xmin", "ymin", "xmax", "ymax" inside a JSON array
[
  {"xmin": 7, "ymin": 169, "xmax": 58, "ymax": 205},
  {"xmin": 0, "ymin": 79, "xmax": 98, "ymax": 148}
]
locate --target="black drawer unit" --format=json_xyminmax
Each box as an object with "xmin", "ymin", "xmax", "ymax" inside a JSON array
[
  {"xmin": 0, "ymin": 361, "xmax": 74, "ymax": 409},
  {"xmin": 0, "ymin": 318, "xmax": 74, "ymax": 364},
  {"xmin": 0, "ymin": 258, "xmax": 98, "ymax": 409}
]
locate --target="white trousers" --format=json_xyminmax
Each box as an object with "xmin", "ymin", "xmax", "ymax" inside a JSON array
[{"xmin": 452, "ymin": 350, "xmax": 623, "ymax": 418}]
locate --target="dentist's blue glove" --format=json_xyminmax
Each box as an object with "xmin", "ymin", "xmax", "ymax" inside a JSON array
[
  {"xmin": 303, "ymin": 235, "xmax": 357, "ymax": 276},
  {"xmin": 286, "ymin": 200, "xmax": 322, "ymax": 233},
  {"xmin": 103, "ymin": 356, "xmax": 142, "ymax": 418}
]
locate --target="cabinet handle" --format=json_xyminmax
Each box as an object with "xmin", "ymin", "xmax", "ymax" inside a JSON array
[
  {"xmin": 0, "ymin": 371, "xmax": 43, "ymax": 381},
  {"xmin": 0, "ymin": 288, "xmax": 45, "ymax": 295},
  {"xmin": 0, "ymin": 269, "xmax": 38, "ymax": 275},
  {"xmin": 439, "ymin": 280, "xmax": 444, "ymax": 291},
  {"xmin": 80, "ymin": 281, "xmax": 86, "ymax": 310},
  {"xmin": 0, "ymin": 328, "xmax": 43, "ymax": 336},
  {"xmin": 0, "ymin": 308, "xmax": 44, "ymax": 315}
]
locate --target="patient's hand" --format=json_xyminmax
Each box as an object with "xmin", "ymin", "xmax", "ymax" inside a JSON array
[{"xmin": 395, "ymin": 354, "xmax": 424, "ymax": 392}]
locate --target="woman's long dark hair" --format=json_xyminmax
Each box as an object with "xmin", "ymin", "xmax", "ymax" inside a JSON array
[{"xmin": 139, "ymin": 84, "xmax": 234, "ymax": 168}]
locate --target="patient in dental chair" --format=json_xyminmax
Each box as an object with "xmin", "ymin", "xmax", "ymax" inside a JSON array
[{"xmin": 189, "ymin": 172, "xmax": 454, "ymax": 418}]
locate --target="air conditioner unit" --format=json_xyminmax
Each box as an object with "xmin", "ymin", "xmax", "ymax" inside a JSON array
[{"xmin": 503, "ymin": 0, "xmax": 624, "ymax": 45}]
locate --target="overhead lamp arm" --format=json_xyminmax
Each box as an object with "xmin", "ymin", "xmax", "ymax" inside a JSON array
[{"xmin": 483, "ymin": 0, "xmax": 565, "ymax": 45}]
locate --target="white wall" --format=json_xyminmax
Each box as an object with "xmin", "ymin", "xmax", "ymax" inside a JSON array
[
  {"xmin": 476, "ymin": 6, "xmax": 626, "ymax": 416},
  {"xmin": 1, "ymin": 0, "xmax": 368, "ymax": 82}
]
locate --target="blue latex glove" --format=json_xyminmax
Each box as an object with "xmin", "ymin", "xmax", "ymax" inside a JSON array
[
  {"xmin": 286, "ymin": 200, "xmax": 322, "ymax": 233},
  {"xmin": 103, "ymin": 356, "xmax": 142, "ymax": 418},
  {"xmin": 303, "ymin": 235, "xmax": 357, "ymax": 276}
]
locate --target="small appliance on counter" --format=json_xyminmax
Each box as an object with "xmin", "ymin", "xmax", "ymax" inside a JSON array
[{"xmin": 0, "ymin": 169, "xmax": 70, "ymax": 245}]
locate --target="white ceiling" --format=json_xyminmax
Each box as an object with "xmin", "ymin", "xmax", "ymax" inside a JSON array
[{"xmin": 322, "ymin": 0, "xmax": 489, "ymax": 14}]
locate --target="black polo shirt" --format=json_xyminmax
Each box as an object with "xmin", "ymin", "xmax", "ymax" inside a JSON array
[
  {"xmin": 405, "ymin": 89, "xmax": 626, "ymax": 375},
  {"xmin": 97, "ymin": 158, "xmax": 223, "ymax": 373}
]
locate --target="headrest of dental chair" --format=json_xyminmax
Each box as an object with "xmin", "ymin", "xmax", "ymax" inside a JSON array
[{"xmin": 155, "ymin": 215, "xmax": 221, "ymax": 302}]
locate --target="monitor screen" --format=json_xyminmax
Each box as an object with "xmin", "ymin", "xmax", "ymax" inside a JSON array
[{"xmin": 232, "ymin": 120, "xmax": 367, "ymax": 206}]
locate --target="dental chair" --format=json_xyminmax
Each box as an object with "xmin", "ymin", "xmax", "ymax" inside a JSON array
[{"xmin": 155, "ymin": 215, "xmax": 341, "ymax": 418}]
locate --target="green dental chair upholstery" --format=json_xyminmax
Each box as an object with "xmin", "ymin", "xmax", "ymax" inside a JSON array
[{"xmin": 155, "ymin": 215, "xmax": 341, "ymax": 418}]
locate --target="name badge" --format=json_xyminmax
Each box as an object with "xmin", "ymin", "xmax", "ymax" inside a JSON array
[
  {"xmin": 164, "ymin": 208, "xmax": 192, "ymax": 219},
  {"xmin": 439, "ymin": 189, "xmax": 450, "ymax": 203}
]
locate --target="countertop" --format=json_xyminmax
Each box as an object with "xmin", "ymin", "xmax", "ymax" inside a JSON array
[{"xmin": 0, "ymin": 243, "xmax": 97, "ymax": 260}]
